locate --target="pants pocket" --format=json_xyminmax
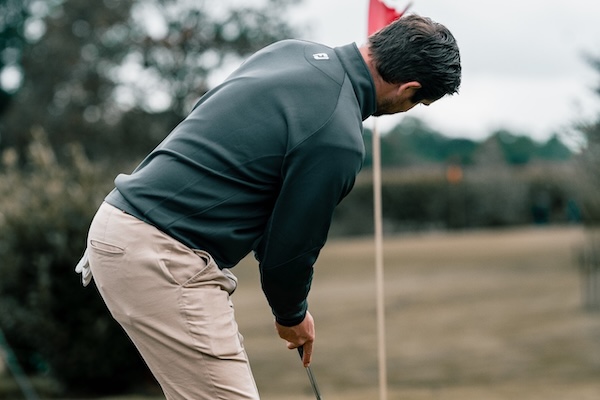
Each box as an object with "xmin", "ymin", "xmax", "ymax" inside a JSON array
[
  {"xmin": 90, "ymin": 239, "xmax": 125, "ymax": 255},
  {"xmin": 88, "ymin": 239, "xmax": 126, "ymax": 276},
  {"xmin": 181, "ymin": 284, "xmax": 244, "ymax": 358}
]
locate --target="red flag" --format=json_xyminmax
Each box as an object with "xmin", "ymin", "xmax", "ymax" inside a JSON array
[{"xmin": 368, "ymin": 0, "xmax": 412, "ymax": 36}]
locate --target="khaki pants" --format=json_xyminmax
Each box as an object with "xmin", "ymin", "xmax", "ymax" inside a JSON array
[{"xmin": 87, "ymin": 202, "xmax": 260, "ymax": 399}]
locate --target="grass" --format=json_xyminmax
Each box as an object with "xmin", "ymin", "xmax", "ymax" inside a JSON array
[
  {"xmin": 231, "ymin": 226, "xmax": 600, "ymax": 399},
  {"xmin": 4, "ymin": 226, "xmax": 599, "ymax": 399}
]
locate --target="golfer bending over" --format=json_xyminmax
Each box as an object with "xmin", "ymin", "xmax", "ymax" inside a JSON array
[{"xmin": 76, "ymin": 14, "xmax": 461, "ymax": 399}]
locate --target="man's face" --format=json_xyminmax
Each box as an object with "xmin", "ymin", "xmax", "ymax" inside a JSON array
[
  {"xmin": 374, "ymin": 96, "xmax": 435, "ymax": 116},
  {"xmin": 372, "ymin": 80, "xmax": 439, "ymax": 116}
]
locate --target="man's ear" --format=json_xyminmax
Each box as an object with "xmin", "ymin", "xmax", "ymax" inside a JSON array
[{"xmin": 397, "ymin": 81, "xmax": 422, "ymax": 100}]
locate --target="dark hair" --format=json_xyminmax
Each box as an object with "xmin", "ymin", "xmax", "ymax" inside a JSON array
[{"xmin": 368, "ymin": 14, "xmax": 462, "ymax": 102}]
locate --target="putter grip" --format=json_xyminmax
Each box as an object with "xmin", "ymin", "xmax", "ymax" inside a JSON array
[{"xmin": 297, "ymin": 346, "xmax": 304, "ymax": 359}]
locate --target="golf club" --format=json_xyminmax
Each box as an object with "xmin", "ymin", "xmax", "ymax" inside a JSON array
[{"xmin": 297, "ymin": 346, "xmax": 323, "ymax": 400}]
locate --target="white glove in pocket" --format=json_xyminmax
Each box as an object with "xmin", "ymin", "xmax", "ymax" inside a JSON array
[{"xmin": 75, "ymin": 248, "xmax": 92, "ymax": 287}]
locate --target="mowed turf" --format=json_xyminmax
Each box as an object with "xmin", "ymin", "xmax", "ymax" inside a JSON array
[{"xmin": 229, "ymin": 226, "xmax": 600, "ymax": 400}]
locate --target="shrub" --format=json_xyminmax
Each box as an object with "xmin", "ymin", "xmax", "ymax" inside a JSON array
[
  {"xmin": 0, "ymin": 130, "xmax": 154, "ymax": 396},
  {"xmin": 331, "ymin": 163, "xmax": 580, "ymax": 237}
]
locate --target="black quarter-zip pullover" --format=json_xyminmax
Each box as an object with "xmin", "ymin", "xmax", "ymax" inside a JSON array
[{"xmin": 106, "ymin": 39, "xmax": 376, "ymax": 326}]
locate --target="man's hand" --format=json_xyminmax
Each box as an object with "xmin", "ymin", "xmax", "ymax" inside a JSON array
[{"xmin": 275, "ymin": 311, "xmax": 315, "ymax": 367}]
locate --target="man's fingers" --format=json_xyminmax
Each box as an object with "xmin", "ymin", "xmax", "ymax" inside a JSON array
[
  {"xmin": 275, "ymin": 311, "xmax": 315, "ymax": 366},
  {"xmin": 301, "ymin": 342, "xmax": 313, "ymax": 367}
]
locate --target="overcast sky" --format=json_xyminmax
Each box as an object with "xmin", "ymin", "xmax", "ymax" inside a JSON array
[{"xmin": 289, "ymin": 0, "xmax": 600, "ymax": 143}]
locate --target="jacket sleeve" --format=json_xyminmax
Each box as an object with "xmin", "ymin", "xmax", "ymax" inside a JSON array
[{"xmin": 254, "ymin": 137, "xmax": 363, "ymax": 326}]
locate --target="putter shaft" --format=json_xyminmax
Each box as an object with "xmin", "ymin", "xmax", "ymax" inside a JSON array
[{"xmin": 298, "ymin": 347, "xmax": 323, "ymax": 400}]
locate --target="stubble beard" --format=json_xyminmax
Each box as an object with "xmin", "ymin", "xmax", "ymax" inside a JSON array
[{"xmin": 373, "ymin": 97, "xmax": 394, "ymax": 117}]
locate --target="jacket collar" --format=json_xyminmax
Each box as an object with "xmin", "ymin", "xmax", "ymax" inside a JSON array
[{"xmin": 334, "ymin": 43, "xmax": 377, "ymax": 121}]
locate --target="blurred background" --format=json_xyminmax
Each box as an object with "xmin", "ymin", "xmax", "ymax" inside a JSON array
[{"xmin": 0, "ymin": 0, "xmax": 599, "ymax": 399}]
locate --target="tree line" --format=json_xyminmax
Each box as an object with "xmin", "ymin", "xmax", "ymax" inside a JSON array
[
  {"xmin": 363, "ymin": 116, "xmax": 573, "ymax": 169},
  {"xmin": 0, "ymin": 0, "xmax": 300, "ymax": 162}
]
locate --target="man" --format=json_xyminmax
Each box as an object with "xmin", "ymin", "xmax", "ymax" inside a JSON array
[{"xmin": 77, "ymin": 13, "xmax": 461, "ymax": 400}]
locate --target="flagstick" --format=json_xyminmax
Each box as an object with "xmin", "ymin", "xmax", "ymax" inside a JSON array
[{"xmin": 372, "ymin": 117, "xmax": 388, "ymax": 400}]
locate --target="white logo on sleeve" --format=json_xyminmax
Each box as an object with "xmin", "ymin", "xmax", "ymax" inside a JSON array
[{"xmin": 312, "ymin": 53, "xmax": 330, "ymax": 60}]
